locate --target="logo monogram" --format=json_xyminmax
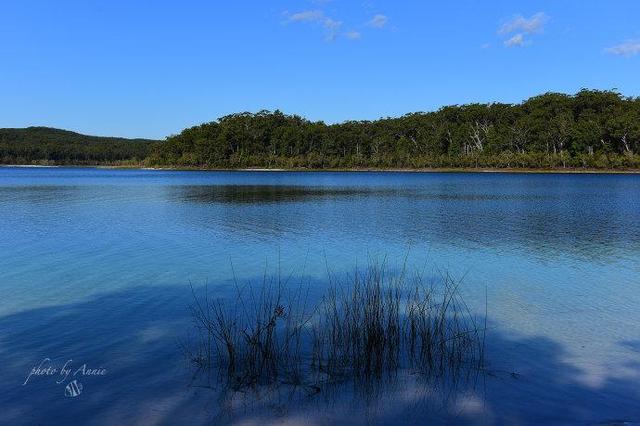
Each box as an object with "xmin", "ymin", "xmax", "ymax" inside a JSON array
[{"xmin": 64, "ymin": 380, "xmax": 83, "ymax": 397}]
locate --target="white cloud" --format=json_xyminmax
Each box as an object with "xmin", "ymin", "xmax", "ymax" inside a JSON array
[
  {"xmin": 284, "ymin": 8, "xmax": 390, "ymax": 41},
  {"xmin": 345, "ymin": 31, "xmax": 362, "ymax": 40},
  {"xmin": 504, "ymin": 33, "xmax": 525, "ymax": 47},
  {"xmin": 499, "ymin": 12, "xmax": 547, "ymax": 35},
  {"xmin": 367, "ymin": 14, "xmax": 388, "ymax": 29},
  {"xmin": 605, "ymin": 40, "xmax": 640, "ymax": 57},
  {"xmin": 323, "ymin": 17, "xmax": 342, "ymax": 41},
  {"xmin": 288, "ymin": 10, "xmax": 324, "ymax": 23},
  {"xmin": 286, "ymin": 10, "xmax": 343, "ymax": 41},
  {"xmin": 497, "ymin": 12, "xmax": 547, "ymax": 48}
]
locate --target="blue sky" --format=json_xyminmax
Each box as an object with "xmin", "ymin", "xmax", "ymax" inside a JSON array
[{"xmin": 1, "ymin": 0, "xmax": 639, "ymax": 139}]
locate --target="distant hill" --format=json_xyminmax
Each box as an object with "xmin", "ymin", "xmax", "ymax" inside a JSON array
[{"xmin": 0, "ymin": 127, "xmax": 159, "ymax": 165}]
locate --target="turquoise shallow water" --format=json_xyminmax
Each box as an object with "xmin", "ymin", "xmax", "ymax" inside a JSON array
[{"xmin": 1, "ymin": 167, "xmax": 639, "ymax": 424}]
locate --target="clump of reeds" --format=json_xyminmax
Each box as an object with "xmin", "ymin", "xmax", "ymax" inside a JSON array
[
  {"xmin": 185, "ymin": 261, "xmax": 485, "ymax": 391},
  {"xmin": 187, "ymin": 271, "xmax": 316, "ymax": 390}
]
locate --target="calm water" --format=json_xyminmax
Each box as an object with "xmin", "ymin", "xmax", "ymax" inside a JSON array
[{"xmin": 1, "ymin": 167, "xmax": 639, "ymax": 425}]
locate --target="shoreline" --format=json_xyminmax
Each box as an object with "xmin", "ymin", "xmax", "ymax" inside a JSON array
[
  {"xmin": 76, "ymin": 164, "xmax": 640, "ymax": 174},
  {"xmin": 3, "ymin": 164, "xmax": 640, "ymax": 174},
  {"xmin": 0, "ymin": 164, "xmax": 60, "ymax": 168}
]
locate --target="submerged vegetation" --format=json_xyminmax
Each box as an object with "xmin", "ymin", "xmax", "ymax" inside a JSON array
[
  {"xmin": 185, "ymin": 263, "xmax": 485, "ymax": 393},
  {"xmin": 151, "ymin": 89, "xmax": 640, "ymax": 170},
  {"xmin": 4, "ymin": 89, "xmax": 639, "ymax": 170}
]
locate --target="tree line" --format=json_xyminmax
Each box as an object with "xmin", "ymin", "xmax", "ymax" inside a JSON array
[
  {"xmin": 149, "ymin": 89, "xmax": 640, "ymax": 170},
  {"xmin": 0, "ymin": 127, "xmax": 155, "ymax": 165},
  {"xmin": 2, "ymin": 90, "xmax": 639, "ymax": 169}
]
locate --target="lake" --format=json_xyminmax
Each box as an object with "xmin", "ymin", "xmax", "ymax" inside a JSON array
[{"xmin": 1, "ymin": 167, "xmax": 639, "ymax": 425}]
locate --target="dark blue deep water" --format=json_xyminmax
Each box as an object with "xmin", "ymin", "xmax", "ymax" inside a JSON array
[{"xmin": 1, "ymin": 167, "xmax": 639, "ymax": 424}]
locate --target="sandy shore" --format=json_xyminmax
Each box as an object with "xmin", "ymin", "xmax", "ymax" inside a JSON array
[
  {"xmin": 0, "ymin": 164, "xmax": 59, "ymax": 168},
  {"xmin": 3, "ymin": 164, "xmax": 640, "ymax": 174},
  {"xmin": 133, "ymin": 166, "xmax": 640, "ymax": 174}
]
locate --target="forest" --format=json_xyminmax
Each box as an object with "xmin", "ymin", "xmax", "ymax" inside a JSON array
[
  {"xmin": 148, "ymin": 89, "xmax": 640, "ymax": 170},
  {"xmin": 3, "ymin": 90, "xmax": 640, "ymax": 169},
  {"xmin": 0, "ymin": 127, "xmax": 156, "ymax": 165}
]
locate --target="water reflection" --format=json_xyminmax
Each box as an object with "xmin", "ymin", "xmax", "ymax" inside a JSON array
[
  {"xmin": 160, "ymin": 179, "xmax": 640, "ymax": 263},
  {"xmin": 0, "ymin": 185, "xmax": 85, "ymax": 204},
  {"xmin": 172, "ymin": 185, "xmax": 394, "ymax": 204}
]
